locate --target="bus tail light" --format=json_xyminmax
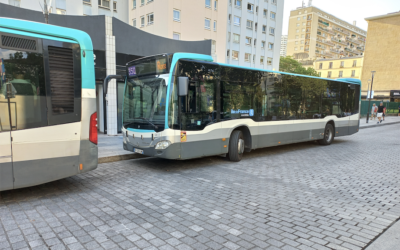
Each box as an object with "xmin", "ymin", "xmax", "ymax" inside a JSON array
[{"xmin": 89, "ymin": 112, "xmax": 98, "ymax": 145}]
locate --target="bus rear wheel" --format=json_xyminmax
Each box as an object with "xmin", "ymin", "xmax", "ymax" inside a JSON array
[
  {"xmin": 227, "ymin": 130, "xmax": 245, "ymax": 162},
  {"xmin": 318, "ymin": 124, "xmax": 334, "ymax": 145}
]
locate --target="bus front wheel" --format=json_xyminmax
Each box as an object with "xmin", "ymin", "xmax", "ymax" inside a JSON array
[
  {"xmin": 318, "ymin": 123, "xmax": 334, "ymax": 145},
  {"xmin": 227, "ymin": 130, "xmax": 245, "ymax": 162}
]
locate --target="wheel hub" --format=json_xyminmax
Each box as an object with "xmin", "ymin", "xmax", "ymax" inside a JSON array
[{"xmin": 238, "ymin": 139, "xmax": 245, "ymax": 154}]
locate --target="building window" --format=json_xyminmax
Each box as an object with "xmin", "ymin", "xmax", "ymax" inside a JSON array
[
  {"xmin": 254, "ymin": 39, "xmax": 257, "ymax": 46},
  {"xmin": 319, "ymin": 63, "xmax": 323, "ymax": 69},
  {"xmin": 294, "ymin": 47, "xmax": 298, "ymax": 51},
  {"xmin": 173, "ymin": 9, "xmax": 180, "ymax": 21},
  {"xmin": 272, "ymin": 0, "xmax": 276, "ymax": 4},
  {"xmin": 147, "ymin": 0, "xmax": 154, "ymax": 2},
  {"xmin": 245, "ymin": 37, "xmax": 252, "ymax": 45},
  {"xmin": 246, "ymin": 20, "xmax": 253, "ymax": 29},
  {"xmin": 301, "ymin": 40, "xmax": 304, "ymax": 44},
  {"xmin": 255, "ymin": 23, "xmax": 258, "ymax": 31},
  {"xmin": 318, "ymin": 72, "xmax": 322, "ymax": 77},
  {"xmin": 328, "ymin": 71, "xmax": 332, "ymax": 78},
  {"xmin": 173, "ymin": 33, "xmax": 180, "ymax": 40},
  {"xmin": 267, "ymin": 57, "xmax": 272, "ymax": 65},
  {"xmin": 301, "ymin": 34, "xmax": 305, "ymax": 38},
  {"xmin": 113, "ymin": 1, "xmax": 117, "ymax": 11},
  {"xmin": 263, "ymin": 9, "xmax": 267, "ymax": 17},
  {"xmin": 269, "ymin": 43, "xmax": 274, "ymax": 50},
  {"xmin": 339, "ymin": 71, "xmax": 343, "ymax": 77},
  {"xmin": 233, "ymin": 33, "xmax": 240, "ymax": 43},
  {"xmin": 270, "ymin": 12, "xmax": 276, "ymax": 20},
  {"xmin": 147, "ymin": 13, "xmax": 154, "ymax": 25},
  {"xmin": 256, "ymin": 6, "xmax": 258, "ymax": 14},
  {"xmin": 261, "ymin": 41, "xmax": 265, "ymax": 48},
  {"xmin": 214, "ymin": 21, "xmax": 217, "ymax": 31},
  {"xmin": 234, "ymin": 16, "xmax": 240, "ymax": 25},
  {"xmin": 297, "ymin": 17, "xmax": 300, "ymax": 21},
  {"xmin": 205, "ymin": 0, "xmax": 211, "ymax": 8},
  {"xmin": 262, "ymin": 25, "xmax": 266, "ymax": 33},
  {"xmin": 329, "ymin": 62, "xmax": 333, "ymax": 69},
  {"xmin": 353, "ymin": 60, "xmax": 357, "ymax": 67},
  {"xmin": 98, "ymin": 0, "xmax": 110, "ymax": 8},
  {"xmin": 235, "ymin": 0, "xmax": 241, "ymax": 7},
  {"xmin": 245, "ymin": 53, "xmax": 251, "ymax": 62},
  {"xmin": 247, "ymin": 3, "xmax": 254, "ymax": 12},
  {"xmin": 340, "ymin": 61, "xmax": 344, "ymax": 68},
  {"xmin": 232, "ymin": 50, "xmax": 239, "ymax": 60},
  {"xmin": 297, "ymin": 23, "xmax": 300, "ymax": 27},
  {"xmin": 133, "ymin": 18, "xmax": 136, "ymax": 27},
  {"xmin": 83, "ymin": 0, "xmax": 91, "ymax": 3},
  {"xmin": 303, "ymin": 16, "xmax": 306, "ymax": 19},
  {"xmin": 8, "ymin": 0, "xmax": 21, "ymax": 7},
  {"xmin": 228, "ymin": 32, "xmax": 231, "ymax": 41},
  {"xmin": 295, "ymin": 41, "xmax": 298, "ymax": 45},
  {"xmin": 133, "ymin": 0, "xmax": 136, "ymax": 8},
  {"xmin": 205, "ymin": 18, "xmax": 211, "ymax": 29},
  {"xmin": 140, "ymin": 16, "xmax": 145, "ymax": 27},
  {"xmin": 253, "ymin": 55, "xmax": 255, "ymax": 62},
  {"xmin": 260, "ymin": 56, "xmax": 264, "ymax": 64},
  {"xmin": 227, "ymin": 50, "xmax": 230, "ymax": 57},
  {"xmin": 303, "ymin": 22, "xmax": 306, "ymax": 26},
  {"xmin": 228, "ymin": 14, "xmax": 231, "ymax": 23},
  {"xmin": 302, "ymin": 28, "xmax": 305, "ymax": 32},
  {"xmin": 295, "ymin": 35, "xmax": 299, "ymax": 39},
  {"xmin": 270, "ymin": 27, "xmax": 275, "ymax": 35},
  {"xmin": 351, "ymin": 70, "xmax": 355, "ymax": 77},
  {"xmin": 56, "ymin": 8, "xmax": 66, "ymax": 14},
  {"xmin": 141, "ymin": 0, "xmax": 144, "ymax": 5}
]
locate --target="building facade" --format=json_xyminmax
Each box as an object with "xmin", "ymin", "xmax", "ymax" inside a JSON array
[
  {"xmin": 286, "ymin": 6, "xmax": 367, "ymax": 61},
  {"xmin": 280, "ymin": 34, "xmax": 287, "ymax": 57},
  {"xmin": 0, "ymin": 0, "xmax": 129, "ymax": 23},
  {"xmin": 129, "ymin": 0, "xmax": 284, "ymax": 71},
  {"xmin": 314, "ymin": 56, "xmax": 363, "ymax": 80},
  {"xmin": 361, "ymin": 12, "xmax": 400, "ymax": 101}
]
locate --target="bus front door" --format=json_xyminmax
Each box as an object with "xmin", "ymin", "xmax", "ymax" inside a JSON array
[{"xmin": 0, "ymin": 92, "xmax": 14, "ymax": 190}]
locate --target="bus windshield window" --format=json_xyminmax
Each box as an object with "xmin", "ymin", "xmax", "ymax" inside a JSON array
[{"xmin": 123, "ymin": 75, "xmax": 167, "ymax": 131}]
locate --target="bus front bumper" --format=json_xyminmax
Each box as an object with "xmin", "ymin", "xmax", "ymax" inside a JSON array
[{"xmin": 123, "ymin": 142, "xmax": 180, "ymax": 160}]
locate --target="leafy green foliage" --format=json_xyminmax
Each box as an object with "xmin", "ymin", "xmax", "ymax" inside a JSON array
[{"xmin": 279, "ymin": 56, "xmax": 319, "ymax": 77}]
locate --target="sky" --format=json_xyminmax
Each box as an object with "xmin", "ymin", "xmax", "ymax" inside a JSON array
[{"xmin": 282, "ymin": 0, "xmax": 400, "ymax": 35}]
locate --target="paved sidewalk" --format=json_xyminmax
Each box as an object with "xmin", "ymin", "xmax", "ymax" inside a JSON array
[
  {"xmin": 366, "ymin": 220, "xmax": 400, "ymax": 250},
  {"xmin": 360, "ymin": 115, "xmax": 400, "ymax": 129},
  {"xmin": 98, "ymin": 134, "xmax": 146, "ymax": 163}
]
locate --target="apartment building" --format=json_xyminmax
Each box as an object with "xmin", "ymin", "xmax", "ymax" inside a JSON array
[
  {"xmin": 129, "ymin": 0, "xmax": 284, "ymax": 70},
  {"xmin": 280, "ymin": 35, "xmax": 287, "ymax": 57},
  {"xmin": 1, "ymin": 0, "xmax": 129, "ymax": 23},
  {"xmin": 314, "ymin": 56, "xmax": 363, "ymax": 80},
  {"xmin": 361, "ymin": 11, "xmax": 400, "ymax": 101},
  {"xmin": 286, "ymin": 5, "xmax": 367, "ymax": 61}
]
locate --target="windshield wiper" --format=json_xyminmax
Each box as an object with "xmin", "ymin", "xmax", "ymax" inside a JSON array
[{"xmin": 135, "ymin": 117, "xmax": 159, "ymax": 129}]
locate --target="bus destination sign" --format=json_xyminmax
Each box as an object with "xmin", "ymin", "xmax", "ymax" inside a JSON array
[{"xmin": 128, "ymin": 66, "xmax": 136, "ymax": 76}]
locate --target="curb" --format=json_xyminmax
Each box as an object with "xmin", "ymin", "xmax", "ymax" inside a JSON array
[
  {"xmin": 359, "ymin": 121, "xmax": 400, "ymax": 130},
  {"xmin": 98, "ymin": 153, "xmax": 148, "ymax": 164}
]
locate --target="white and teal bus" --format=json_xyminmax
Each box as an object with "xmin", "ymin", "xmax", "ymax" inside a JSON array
[
  {"xmin": 105, "ymin": 53, "xmax": 360, "ymax": 162},
  {"xmin": 0, "ymin": 18, "xmax": 98, "ymax": 191}
]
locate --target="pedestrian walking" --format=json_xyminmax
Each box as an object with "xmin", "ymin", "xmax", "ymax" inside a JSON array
[
  {"xmin": 398, "ymin": 104, "xmax": 400, "ymax": 117},
  {"xmin": 383, "ymin": 106, "xmax": 386, "ymax": 121},
  {"xmin": 377, "ymin": 102, "xmax": 385, "ymax": 124},
  {"xmin": 370, "ymin": 103, "xmax": 377, "ymax": 120}
]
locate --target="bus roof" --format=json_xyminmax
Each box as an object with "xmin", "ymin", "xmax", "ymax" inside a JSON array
[
  {"xmin": 170, "ymin": 53, "xmax": 361, "ymax": 85},
  {"xmin": 0, "ymin": 17, "xmax": 93, "ymax": 50}
]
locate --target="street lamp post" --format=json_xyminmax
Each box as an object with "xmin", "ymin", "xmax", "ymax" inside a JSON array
[{"xmin": 366, "ymin": 71, "xmax": 376, "ymax": 123}]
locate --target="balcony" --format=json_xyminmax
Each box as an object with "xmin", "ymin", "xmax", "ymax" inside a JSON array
[
  {"xmin": 330, "ymin": 49, "xmax": 340, "ymax": 54},
  {"xmin": 326, "ymin": 41, "xmax": 335, "ymax": 46},
  {"xmin": 318, "ymin": 19, "xmax": 329, "ymax": 26},
  {"xmin": 358, "ymin": 37, "xmax": 366, "ymax": 42},
  {"xmin": 324, "ymin": 52, "xmax": 333, "ymax": 57},
  {"xmin": 345, "ymin": 47, "xmax": 352, "ymax": 52},
  {"xmin": 356, "ymin": 47, "xmax": 364, "ymax": 51}
]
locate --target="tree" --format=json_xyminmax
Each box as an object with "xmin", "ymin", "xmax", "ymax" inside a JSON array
[{"xmin": 279, "ymin": 56, "xmax": 319, "ymax": 77}]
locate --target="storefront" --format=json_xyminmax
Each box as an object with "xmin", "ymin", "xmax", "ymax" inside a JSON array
[{"xmin": 390, "ymin": 90, "xmax": 400, "ymax": 102}]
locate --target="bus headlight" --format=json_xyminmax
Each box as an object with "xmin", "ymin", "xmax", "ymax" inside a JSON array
[{"xmin": 155, "ymin": 140, "xmax": 171, "ymax": 149}]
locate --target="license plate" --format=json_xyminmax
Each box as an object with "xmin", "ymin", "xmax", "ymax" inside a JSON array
[{"xmin": 134, "ymin": 148, "xmax": 143, "ymax": 154}]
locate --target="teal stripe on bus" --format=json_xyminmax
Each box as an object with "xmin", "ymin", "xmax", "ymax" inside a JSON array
[{"xmin": 0, "ymin": 18, "xmax": 95, "ymax": 90}]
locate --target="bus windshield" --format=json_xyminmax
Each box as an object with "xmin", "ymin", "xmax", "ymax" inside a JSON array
[{"xmin": 123, "ymin": 75, "xmax": 168, "ymax": 132}]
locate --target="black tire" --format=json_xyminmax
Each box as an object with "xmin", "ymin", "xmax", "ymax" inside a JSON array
[
  {"xmin": 227, "ymin": 130, "xmax": 245, "ymax": 162},
  {"xmin": 318, "ymin": 123, "xmax": 334, "ymax": 145}
]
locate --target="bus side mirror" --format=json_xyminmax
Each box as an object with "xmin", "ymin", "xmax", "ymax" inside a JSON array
[{"xmin": 178, "ymin": 77, "xmax": 189, "ymax": 96}]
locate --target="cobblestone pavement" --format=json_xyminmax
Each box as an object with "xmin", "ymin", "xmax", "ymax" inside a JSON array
[{"xmin": 1, "ymin": 124, "xmax": 400, "ymax": 250}]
